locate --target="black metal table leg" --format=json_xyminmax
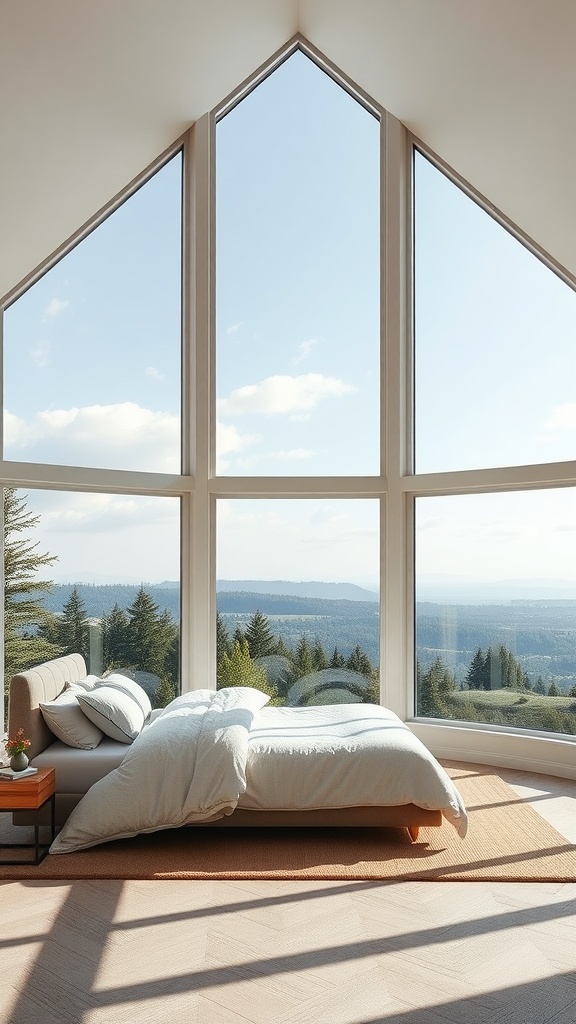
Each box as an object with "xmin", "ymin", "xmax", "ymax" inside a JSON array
[{"xmin": 0, "ymin": 794, "xmax": 56, "ymax": 865}]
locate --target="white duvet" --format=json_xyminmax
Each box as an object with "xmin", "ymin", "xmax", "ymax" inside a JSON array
[
  {"xmin": 50, "ymin": 688, "xmax": 467, "ymax": 854},
  {"xmin": 241, "ymin": 703, "xmax": 467, "ymax": 836}
]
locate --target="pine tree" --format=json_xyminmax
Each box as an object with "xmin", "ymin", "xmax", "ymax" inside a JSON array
[
  {"xmin": 158, "ymin": 609, "xmax": 179, "ymax": 685},
  {"xmin": 466, "ymin": 648, "xmax": 485, "ymax": 690},
  {"xmin": 329, "ymin": 646, "xmax": 346, "ymax": 668},
  {"xmin": 216, "ymin": 612, "xmax": 231, "ymax": 662},
  {"xmin": 125, "ymin": 586, "xmax": 174, "ymax": 677},
  {"xmin": 312, "ymin": 637, "xmax": 328, "ymax": 670},
  {"xmin": 547, "ymin": 681, "xmax": 560, "ymax": 696},
  {"xmin": 417, "ymin": 657, "xmax": 449, "ymax": 717},
  {"xmin": 346, "ymin": 645, "xmax": 372, "ymax": 677},
  {"xmin": 499, "ymin": 645, "xmax": 511, "ymax": 687},
  {"xmin": 217, "ymin": 638, "xmax": 276, "ymax": 699},
  {"xmin": 274, "ymin": 636, "xmax": 291, "ymax": 658},
  {"xmin": 154, "ymin": 675, "xmax": 177, "ymax": 709},
  {"xmin": 292, "ymin": 636, "xmax": 315, "ymax": 678},
  {"xmin": 232, "ymin": 624, "xmax": 246, "ymax": 648},
  {"xmin": 436, "ymin": 658, "xmax": 456, "ymax": 697},
  {"xmin": 4, "ymin": 488, "xmax": 62, "ymax": 698},
  {"xmin": 102, "ymin": 604, "xmax": 130, "ymax": 669},
  {"xmin": 481, "ymin": 648, "xmax": 494, "ymax": 690},
  {"xmin": 54, "ymin": 586, "xmax": 90, "ymax": 659},
  {"xmin": 244, "ymin": 610, "xmax": 276, "ymax": 659}
]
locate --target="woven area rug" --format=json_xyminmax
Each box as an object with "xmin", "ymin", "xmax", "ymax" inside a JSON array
[{"xmin": 0, "ymin": 763, "xmax": 574, "ymax": 881}]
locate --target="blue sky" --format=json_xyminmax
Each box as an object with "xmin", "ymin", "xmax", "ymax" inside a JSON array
[
  {"xmin": 215, "ymin": 50, "xmax": 379, "ymax": 476},
  {"xmin": 2, "ymin": 50, "xmax": 575, "ymax": 594},
  {"xmin": 415, "ymin": 152, "xmax": 576, "ymax": 474}
]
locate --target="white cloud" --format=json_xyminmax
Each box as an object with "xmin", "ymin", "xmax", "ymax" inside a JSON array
[
  {"xmin": 31, "ymin": 341, "xmax": 51, "ymax": 368},
  {"xmin": 40, "ymin": 492, "xmax": 173, "ymax": 535},
  {"xmin": 544, "ymin": 404, "xmax": 576, "ymax": 431},
  {"xmin": 43, "ymin": 298, "xmax": 69, "ymax": 318},
  {"xmin": 145, "ymin": 366, "xmax": 165, "ymax": 381},
  {"xmin": 26, "ymin": 490, "xmax": 180, "ymax": 584},
  {"xmin": 226, "ymin": 322, "xmax": 243, "ymax": 336},
  {"xmin": 218, "ymin": 373, "xmax": 355, "ymax": 417},
  {"xmin": 4, "ymin": 402, "xmax": 180, "ymax": 472},
  {"xmin": 217, "ymin": 421, "xmax": 261, "ymax": 456},
  {"xmin": 292, "ymin": 338, "xmax": 319, "ymax": 365},
  {"xmin": 216, "ymin": 421, "xmax": 261, "ymax": 472},
  {"xmin": 3, "ymin": 410, "xmax": 26, "ymax": 447}
]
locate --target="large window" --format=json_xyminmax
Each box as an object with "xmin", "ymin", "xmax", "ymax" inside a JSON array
[
  {"xmin": 2, "ymin": 40, "xmax": 575, "ymax": 766},
  {"xmin": 2, "ymin": 152, "xmax": 183, "ymax": 713},
  {"xmin": 216, "ymin": 499, "xmax": 380, "ymax": 706},
  {"xmin": 214, "ymin": 48, "xmax": 381, "ymax": 707},
  {"xmin": 413, "ymin": 150, "xmax": 576, "ymax": 737},
  {"xmin": 414, "ymin": 151, "xmax": 576, "ymax": 474},
  {"xmin": 4, "ymin": 154, "xmax": 182, "ymax": 473},
  {"xmin": 416, "ymin": 490, "xmax": 576, "ymax": 734},
  {"xmin": 3, "ymin": 488, "xmax": 180, "ymax": 708},
  {"xmin": 216, "ymin": 50, "xmax": 379, "ymax": 477}
]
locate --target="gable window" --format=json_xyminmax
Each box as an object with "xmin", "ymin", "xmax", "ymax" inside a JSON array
[{"xmin": 2, "ymin": 39, "xmax": 575, "ymax": 768}]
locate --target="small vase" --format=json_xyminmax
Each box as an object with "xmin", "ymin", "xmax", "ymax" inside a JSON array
[{"xmin": 9, "ymin": 751, "xmax": 29, "ymax": 772}]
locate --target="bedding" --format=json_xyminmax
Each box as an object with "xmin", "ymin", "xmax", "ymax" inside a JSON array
[
  {"xmin": 8, "ymin": 656, "xmax": 160, "ymax": 824},
  {"xmin": 76, "ymin": 685, "xmax": 148, "ymax": 742},
  {"xmin": 39, "ymin": 687, "xmax": 104, "ymax": 748},
  {"xmin": 241, "ymin": 703, "xmax": 467, "ymax": 833},
  {"xmin": 50, "ymin": 686, "xmax": 272, "ymax": 853},
  {"xmin": 50, "ymin": 688, "xmax": 467, "ymax": 854}
]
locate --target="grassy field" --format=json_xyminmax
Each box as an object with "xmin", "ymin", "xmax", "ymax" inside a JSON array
[{"xmin": 445, "ymin": 688, "xmax": 576, "ymax": 735}]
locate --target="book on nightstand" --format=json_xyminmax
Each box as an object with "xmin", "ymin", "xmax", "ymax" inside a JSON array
[{"xmin": 0, "ymin": 766, "xmax": 38, "ymax": 780}]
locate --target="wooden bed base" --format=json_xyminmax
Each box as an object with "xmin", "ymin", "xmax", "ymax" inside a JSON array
[{"xmin": 200, "ymin": 805, "xmax": 442, "ymax": 840}]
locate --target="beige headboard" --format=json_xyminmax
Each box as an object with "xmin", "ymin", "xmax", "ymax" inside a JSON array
[{"xmin": 8, "ymin": 653, "xmax": 87, "ymax": 758}]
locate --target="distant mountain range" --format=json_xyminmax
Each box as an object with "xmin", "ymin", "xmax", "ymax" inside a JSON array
[
  {"xmin": 30, "ymin": 579, "xmax": 576, "ymax": 689},
  {"xmin": 216, "ymin": 580, "xmax": 378, "ymax": 602},
  {"xmin": 418, "ymin": 575, "xmax": 576, "ymax": 603}
]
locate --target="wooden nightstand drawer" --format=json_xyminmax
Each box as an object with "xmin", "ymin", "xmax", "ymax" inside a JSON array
[{"xmin": 0, "ymin": 767, "xmax": 56, "ymax": 810}]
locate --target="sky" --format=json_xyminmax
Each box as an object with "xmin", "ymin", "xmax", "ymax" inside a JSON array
[{"xmin": 2, "ymin": 50, "xmax": 575, "ymax": 596}]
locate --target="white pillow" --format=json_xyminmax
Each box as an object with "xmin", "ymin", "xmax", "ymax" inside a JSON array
[
  {"xmin": 40, "ymin": 689, "xmax": 104, "ymax": 749},
  {"xmin": 66, "ymin": 675, "xmax": 100, "ymax": 692},
  {"xmin": 77, "ymin": 686, "xmax": 146, "ymax": 743},
  {"xmin": 98, "ymin": 673, "xmax": 152, "ymax": 718}
]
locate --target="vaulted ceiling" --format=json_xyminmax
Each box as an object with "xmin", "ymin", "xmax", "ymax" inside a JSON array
[{"xmin": 2, "ymin": 0, "xmax": 575, "ymax": 301}]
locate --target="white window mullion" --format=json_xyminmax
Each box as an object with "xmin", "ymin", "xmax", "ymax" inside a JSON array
[
  {"xmin": 185, "ymin": 114, "xmax": 216, "ymax": 691},
  {"xmin": 382, "ymin": 111, "xmax": 411, "ymax": 718}
]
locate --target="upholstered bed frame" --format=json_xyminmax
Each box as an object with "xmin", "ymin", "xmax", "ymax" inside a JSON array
[{"xmin": 8, "ymin": 654, "xmax": 442, "ymax": 837}]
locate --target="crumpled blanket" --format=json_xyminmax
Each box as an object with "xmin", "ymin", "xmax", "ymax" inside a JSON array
[{"xmin": 50, "ymin": 686, "xmax": 270, "ymax": 854}]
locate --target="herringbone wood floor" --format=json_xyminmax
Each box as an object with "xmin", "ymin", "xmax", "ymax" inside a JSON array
[{"xmin": 1, "ymin": 766, "xmax": 575, "ymax": 1024}]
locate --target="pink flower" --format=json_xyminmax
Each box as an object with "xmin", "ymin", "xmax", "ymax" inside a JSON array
[{"xmin": 5, "ymin": 728, "xmax": 31, "ymax": 756}]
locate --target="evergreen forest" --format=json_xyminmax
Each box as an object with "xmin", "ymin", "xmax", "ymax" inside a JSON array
[{"xmin": 4, "ymin": 487, "xmax": 576, "ymax": 734}]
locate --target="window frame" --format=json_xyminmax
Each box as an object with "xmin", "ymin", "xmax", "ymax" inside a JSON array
[
  {"xmin": 1, "ymin": 36, "xmax": 575, "ymax": 781},
  {"xmin": 407, "ymin": 139, "xmax": 576, "ymax": 777}
]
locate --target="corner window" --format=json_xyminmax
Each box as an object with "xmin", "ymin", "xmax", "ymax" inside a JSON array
[{"xmin": 414, "ymin": 151, "xmax": 576, "ymax": 736}]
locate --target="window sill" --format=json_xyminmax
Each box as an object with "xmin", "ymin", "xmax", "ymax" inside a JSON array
[{"xmin": 410, "ymin": 719, "xmax": 576, "ymax": 781}]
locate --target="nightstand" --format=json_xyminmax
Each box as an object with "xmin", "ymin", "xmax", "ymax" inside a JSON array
[{"xmin": 0, "ymin": 767, "xmax": 56, "ymax": 864}]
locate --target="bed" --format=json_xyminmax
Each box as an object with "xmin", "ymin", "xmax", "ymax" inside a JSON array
[{"xmin": 7, "ymin": 654, "xmax": 467, "ymax": 853}]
